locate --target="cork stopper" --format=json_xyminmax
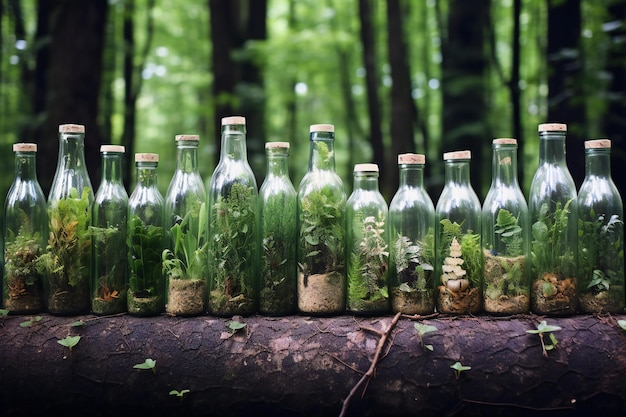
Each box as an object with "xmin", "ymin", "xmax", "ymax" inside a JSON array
[
  {"xmin": 354, "ymin": 163, "xmax": 379, "ymax": 172},
  {"xmin": 13, "ymin": 143, "xmax": 37, "ymax": 152},
  {"xmin": 538, "ymin": 123, "xmax": 567, "ymax": 132},
  {"xmin": 100, "ymin": 145, "xmax": 125, "ymax": 153},
  {"xmin": 443, "ymin": 150, "xmax": 471, "ymax": 160},
  {"xmin": 493, "ymin": 138, "xmax": 517, "ymax": 145},
  {"xmin": 310, "ymin": 124, "xmax": 334, "ymax": 133},
  {"xmin": 59, "ymin": 124, "xmax": 85, "ymax": 133},
  {"xmin": 222, "ymin": 116, "xmax": 246, "ymax": 126},
  {"xmin": 135, "ymin": 153, "xmax": 159, "ymax": 163},
  {"xmin": 265, "ymin": 141, "xmax": 290, "ymax": 149},
  {"xmin": 175, "ymin": 134, "xmax": 199, "ymax": 141},
  {"xmin": 398, "ymin": 153, "xmax": 425, "ymax": 165},
  {"xmin": 585, "ymin": 139, "xmax": 611, "ymax": 149}
]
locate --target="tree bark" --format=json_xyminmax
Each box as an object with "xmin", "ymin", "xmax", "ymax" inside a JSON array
[{"xmin": 1, "ymin": 313, "xmax": 625, "ymax": 417}]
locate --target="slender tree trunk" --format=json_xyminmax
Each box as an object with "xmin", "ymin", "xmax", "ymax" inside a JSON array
[
  {"xmin": 511, "ymin": 0, "xmax": 522, "ymax": 179},
  {"xmin": 286, "ymin": 0, "xmax": 299, "ymax": 182}
]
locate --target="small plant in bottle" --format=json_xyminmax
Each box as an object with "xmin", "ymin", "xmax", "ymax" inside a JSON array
[{"xmin": 90, "ymin": 224, "xmax": 127, "ymax": 314}]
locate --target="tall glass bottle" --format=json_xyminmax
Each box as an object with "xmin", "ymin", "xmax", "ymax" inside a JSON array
[
  {"xmin": 577, "ymin": 139, "xmax": 624, "ymax": 313},
  {"xmin": 435, "ymin": 150, "xmax": 482, "ymax": 314},
  {"xmin": 44, "ymin": 124, "xmax": 94, "ymax": 315},
  {"xmin": 346, "ymin": 163, "xmax": 389, "ymax": 314},
  {"xmin": 529, "ymin": 123, "xmax": 578, "ymax": 315},
  {"xmin": 297, "ymin": 124, "xmax": 347, "ymax": 315},
  {"xmin": 389, "ymin": 154, "xmax": 436, "ymax": 315},
  {"xmin": 3, "ymin": 143, "xmax": 47, "ymax": 314},
  {"xmin": 128, "ymin": 153, "xmax": 165, "ymax": 316},
  {"xmin": 207, "ymin": 116, "xmax": 258, "ymax": 316},
  {"xmin": 91, "ymin": 145, "xmax": 128, "ymax": 315},
  {"xmin": 258, "ymin": 141, "xmax": 297, "ymax": 315},
  {"xmin": 163, "ymin": 134, "xmax": 207, "ymax": 316},
  {"xmin": 482, "ymin": 139, "xmax": 530, "ymax": 315}
]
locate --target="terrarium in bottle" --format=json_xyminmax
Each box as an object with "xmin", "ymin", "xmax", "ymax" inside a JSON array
[
  {"xmin": 3, "ymin": 143, "xmax": 47, "ymax": 314},
  {"xmin": 207, "ymin": 116, "xmax": 258, "ymax": 316},
  {"xmin": 128, "ymin": 153, "xmax": 165, "ymax": 316},
  {"xmin": 258, "ymin": 141, "xmax": 297, "ymax": 315},
  {"xmin": 91, "ymin": 145, "xmax": 129, "ymax": 315},
  {"xmin": 297, "ymin": 124, "xmax": 347, "ymax": 315},
  {"xmin": 346, "ymin": 163, "xmax": 389, "ymax": 315},
  {"xmin": 482, "ymin": 139, "xmax": 530, "ymax": 315},
  {"xmin": 40, "ymin": 124, "xmax": 94, "ymax": 315},
  {"xmin": 577, "ymin": 139, "xmax": 624, "ymax": 313},
  {"xmin": 163, "ymin": 134, "xmax": 208, "ymax": 316},
  {"xmin": 529, "ymin": 123, "xmax": 578, "ymax": 315},
  {"xmin": 435, "ymin": 150, "xmax": 482, "ymax": 314},
  {"xmin": 388, "ymin": 153, "xmax": 436, "ymax": 315}
]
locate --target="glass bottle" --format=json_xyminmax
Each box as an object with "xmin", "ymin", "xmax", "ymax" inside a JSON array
[
  {"xmin": 91, "ymin": 145, "xmax": 128, "ymax": 315},
  {"xmin": 529, "ymin": 123, "xmax": 578, "ymax": 315},
  {"xmin": 258, "ymin": 141, "xmax": 297, "ymax": 315},
  {"xmin": 128, "ymin": 153, "xmax": 166, "ymax": 316},
  {"xmin": 163, "ymin": 134, "xmax": 208, "ymax": 316},
  {"xmin": 577, "ymin": 139, "xmax": 624, "ymax": 313},
  {"xmin": 3, "ymin": 143, "xmax": 47, "ymax": 314},
  {"xmin": 482, "ymin": 139, "xmax": 530, "ymax": 315},
  {"xmin": 44, "ymin": 124, "xmax": 94, "ymax": 315},
  {"xmin": 297, "ymin": 124, "xmax": 347, "ymax": 315},
  {"xmin": 388, "ymin": 154, "xmax": 436, "ymax": 315},
  {"xmin": 346, "ymin": 163, "xmax": 389, "ymax": 314},
  {"xmin": 207, "ymin": 116, "xmax": 258, "ymax": 316},
  {"xmin": 435, "ymin": 150, "xmax": 482, "ymax": 314}
]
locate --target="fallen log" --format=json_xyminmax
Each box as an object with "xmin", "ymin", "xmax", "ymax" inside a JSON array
[{"xmin": 1, "ymin": 312, "xmax": 625, "ymax": 417}]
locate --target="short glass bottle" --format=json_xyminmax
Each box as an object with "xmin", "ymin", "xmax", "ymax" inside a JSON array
[
  {"xmin": 44, "ymin": 124, "xmax": 94, "ymax": 315},
  {"xmin": 481, "ymin": 139, "xmax": 530, "ymax": 315},
  {"xmin": 577, "ymin": 139, "xmax": 624, "ymax": 313},
  {"xmin": 128, "ymin": 153, "xmax": 166, "ymax": 316},
  {"xmin": 388, "ymin": 154, "xmax": 436, "ymax": 315},
  {"xmin": 163, "ymin": 134, "xmax": 208, "ymax": 316},
  {"xmin": 435, "ymin": 150, "xmax": 482, "ymax": 314},
  {"xmin": 258, "ymin": 141, "xmax": 297, "ymax": 315},
  {"xmin": 529, "ymin": 123, "xmax": 578, "ymax": 315},
  {"xmin": 207, "ymin": 116, "xmax": 258, "ymax": 316},
  {"xmin": 297, "ymin": 124, "xmax": 347, "ymax": 315},
  {"xmin": 91, "ymin": 145, "xmax": 129, "ymax": 315},
  {"xmin": 346, "ymin": 163, "xmax": 390, "ymax": 314},
  {"xmin": 3, "ymin": 143, "xmax": 47, "ymax": 314}
]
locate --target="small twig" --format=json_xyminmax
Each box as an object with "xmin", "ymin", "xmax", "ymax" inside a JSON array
[{"xmin": 339, "ymin": 312, "xmax": 402, "ymax": 417}]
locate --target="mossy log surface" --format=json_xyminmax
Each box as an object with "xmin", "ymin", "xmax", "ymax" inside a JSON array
[{"xmin": 1, "ymin": 313, "xmax": 625, "ymax": 417}]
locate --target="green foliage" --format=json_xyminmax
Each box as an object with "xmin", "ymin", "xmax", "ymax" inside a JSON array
[
  {"xmin": 134, "ymin": 358, "xmax": 157, "ymax": 372},
  {"xmin": 450, "ymin": 361, "xmax": 471, "ymax": 379},
  {"xmin": 20, "ymin": 315, "xmax": 41, "ymax": 327},
  {"xmin": 531, "ymin": 199, "xmax": 575, "ymax": 277},
  {"xmin": 618, "ymin": 320, "xmax": 626, "ymax": 331},
  {"xmin": 91, "ymin": 224, "xmax": 126, "ymax": 302},
  {"xmin": 348, "ymin": 216, "xmax": 389, "ymax": 303},
  {"xmin": 57, "ymin": 335, "xmax": 81, "ymax": 351},
  {"xmin": 526, "ymin": 320, "xmax": 561, "ymax": 357},
  {"xmin": 4, "ymin": 224, "xmax": 44, "ymax": 288},
  {"xmin": 438, "ymin": 219, "xmax": 482, "ymax": 288},
  {"xmin": 226, "ymin": 320, "xmax": 247, "ymax": 333},
  {"xmin": 393, "ymin": 228, "xmax": 435, "ymax": 293},
  {"xmin": 0, "ymin": 309, "xmax": 8, "ymax": 318},
  {"xmin": 494, "ymin": 208, "xmax": 523, "ymax": 256},
  {"xmin": 162, "ymin": 202, "xmax": 207, "ymax": 281},
  {"xmin": 169, "ymin": 389, "xmax": 190, "ymax": 400},
  {"xmin": 128, "ymin": 215, "xmax": 164, "ymax": 295},
  {"xmin": 414, "ymin": 323, "xmax": 437, "ymax": 351}
]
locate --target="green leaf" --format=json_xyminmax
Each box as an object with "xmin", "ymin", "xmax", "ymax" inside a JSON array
[
  {"xmin": 69, "ymin": 320, "xmax": 85, "ymax": 327},
  {"xmin": 134, "ymin": 358, "xmax": 157, "ymax": 370},
  {"xmin": 227, "ymin": 320, "xmax": 247, "ymax": 332},
  {"xmin": 414, "ymin": 323, "xmax": 438, "ymax": 336},
  {"xmin": 618, "ymin": 320, "xmax": 626, "ymax": 331},
  {"xmin": 57, "ymin": 335, "xmax": 81, "ymax": 350},
  {"xmin": 450, "ymin": 361, "xmax": 471, "ymax": 372}
]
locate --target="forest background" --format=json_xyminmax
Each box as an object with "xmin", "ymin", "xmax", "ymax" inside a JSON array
[{"xmin": 0, "ymin": 0, "xmax": 624, "ymax": 209}]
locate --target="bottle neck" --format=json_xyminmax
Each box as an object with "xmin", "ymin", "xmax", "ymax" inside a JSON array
[
  {"xmin": 444, "ymin": 159, "xmax": 471, "ymax": 186},
  {"xmin": 266, "ymin": 149, "xmax": 290, "ymax": 178},
  {"xmin": 491, "ymin": 145, "xmax": 519, "ymax": 187},
  {"xmin": 353, "ymin": 173, "xmax": 380, "ymax": 192},
  {"xmin": 309, "ymin": 132, "xmax": 336, "ymax": 171},
  {"xmin": 176, "ymin": 141, "xmax": 199, "ymax": 173},
  {"xmin": 101, "ymin": 153, "xmax": 124, "ymax": 185},
  {"xmin": 14, "ymin": 152, "xmax": 38, "ymax": 180},
  {"xmin": 220, "ymin": 124, "xmax": 247, "ymax": 162},
  {"xmin": 136, "ymin": 162, "xmax": 159, "ymax": 188},
  {"xmin": 398, "ymin": 164, "xmax": 424, "ymax": 188},
  {"xmin": 538, "ymin": 132, "xmax": 567, "ymax": 164},
  {"xmin": 585, "ymin": 149, "xmax": 611, "ymax": 178},
  {"xmin": 58, "ymin": 132, "xmax": 87, "ymax": 171}
]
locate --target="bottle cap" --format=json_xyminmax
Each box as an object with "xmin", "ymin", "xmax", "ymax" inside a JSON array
[
  {"xmin": 310, "ymin": 124, "xmax": 334, "ymax": 133},
  {"xmin": 135, "ymin": 153, "xmax": 159, "ymax": 162},
  {"xmin": 443, "ymin": 150, "xmax": 471, "ymax": 160},
  {"xmin": 585, "ymin": 139, "xmax": 611, "ymax": 149},
  {"xmin": 175, "ymin": 134, "xmax": 200, "ymax": 141},
  {"xmin": 13, "ymin": 143, "xmax": 37, "ymax": 152},
  {"xmin": 398, "ymin": 153, "xmax": 425, "ymax": 165},
  {"xmin": 538, "ymin": 123, "xmax": 567, "ymax": 132},
  {"xmin": 265, "ymin": 141, "xmax": 290, "ymax": 149},
  {"xmin": 59, "ymin": 124, "xmax": 85, "ymax": 133},
  {"xmin": 100, "ymin": 145, "xmax": 125, "ymax": 153},
  {"xmin": 354, "ymin": 163, "xmax": 379, "ymax": 172},
  {"xmin": 493, "ymin": 138, "xmax": 517, "ymax": 145},
  {"xmin": 222, "ymin": 116, "xmax": 246, "ymax": 125}
]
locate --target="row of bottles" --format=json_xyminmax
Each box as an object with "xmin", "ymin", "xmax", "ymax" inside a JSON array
[{"xmin": 2, "ymin": 122, "xmax": 623, "ymax": 317}]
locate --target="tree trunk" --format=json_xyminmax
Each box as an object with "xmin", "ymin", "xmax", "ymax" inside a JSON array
[{"xmin": 1, "ymin": 313, "xmax": 625, "ymax": 417}]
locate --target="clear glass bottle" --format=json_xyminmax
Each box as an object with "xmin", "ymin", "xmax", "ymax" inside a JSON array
[
  {"xmin": 91, "ymin": 145, "xmax": 128, "ymax": 315},
  {"xmin": 529, "ymin": 123, "xmax": 578, "ymax": 315},
  {"xmin": 128, "ymin": 153, "xmax": 166, "ymax": 316},
  {"xmin": 346, "ymin": 163, "xmax": 389, "ymax": 314},
  {"xmin": 3, "ymin": 143, "xmax": 47, "ymax": 314},
  {"xmin": 577, "ymin": 139, "xmax": 624, "ymax": 313},
  {"xmin": 389, "ymin": 154, "xmax": 436, "ymax": 315},
  {"xmin": 207, "ymin": 116, "xmax": 258, "ymax": 316},
  {"xmin": 258, "ymin": 141, "xmax": 297, "ymax": 315},
  {"xmin": 482, "ymin": 139, "xmax": 530, "ymax": 315},
  {"xmin": 435, "ymin": 150, "xmax": 482, "ymax": 314},
  {"xmin": 163, "ymin": 134, "xmax": 208, "ymax": 316},
  {"xmin": 44, "ymin": 124, "xmax": 94, "ymax": 315},
  {"xmin": 297, "ymin": 124, "xmax": 347, "ymax": 315}
]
